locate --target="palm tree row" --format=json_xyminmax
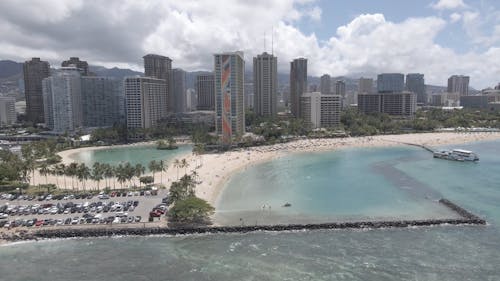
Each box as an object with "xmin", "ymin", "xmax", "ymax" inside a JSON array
[{"xmin": 38, "ymin": 160, "xmax": 169, "ymax": 191}]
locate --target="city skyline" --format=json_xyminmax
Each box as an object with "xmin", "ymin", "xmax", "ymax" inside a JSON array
[{"xmin": 0, "ymin": 0, "xmax": 498, "ymax": 88}]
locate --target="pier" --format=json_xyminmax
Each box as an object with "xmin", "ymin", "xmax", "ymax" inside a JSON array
[{"xmin": 1, "ymin": 198, "xmax": 485, "ymax": 242}]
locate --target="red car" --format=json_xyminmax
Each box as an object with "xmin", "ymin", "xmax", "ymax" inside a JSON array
[
  {"xmin": 35, "ymin": 219, "xmax": 44, "ymax": 227},
  {"xmin": 149, "ymin": 210, "xmax": 162, "ymax": 217}
]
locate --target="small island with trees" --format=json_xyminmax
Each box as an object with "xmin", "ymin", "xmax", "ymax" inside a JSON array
[{"xmin": 156, "ymin": 137, "xmax": 178, "ymax": 150}]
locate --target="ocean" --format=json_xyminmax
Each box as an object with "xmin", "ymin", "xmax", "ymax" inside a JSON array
[{"xmin": 1, "ymin": 139, "xmax": 500, "ymax": 280}]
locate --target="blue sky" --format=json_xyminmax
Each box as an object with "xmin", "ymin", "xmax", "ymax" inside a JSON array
[{"xmin": 298, "ymin": 0, "xmax": 499, "ymax": 54}]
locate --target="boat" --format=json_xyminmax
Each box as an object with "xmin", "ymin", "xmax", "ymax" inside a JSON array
[
  {"xmin": 282, "ymin": 203, "xmax": 291, "ymax": 207},
  {"xmin": 433, "ymin": 149, "xmax": 479, "ymax": 162}
]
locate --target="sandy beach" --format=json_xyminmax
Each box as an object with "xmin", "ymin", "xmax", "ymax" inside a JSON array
[{"xmin": 30, "ymin": 132, "xmax": 500, "ymax": 207}]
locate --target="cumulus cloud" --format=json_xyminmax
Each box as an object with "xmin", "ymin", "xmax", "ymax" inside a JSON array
[
  {"xmin": 0, "ymin": 0, "xmax": 498, "ymax": 88},
  {"xmin": 432, "ymin": 0, "xmax": 467, "ymax": 10},
  {"xmin": 449, "ymin": 13, "xmax": 462, "ymax": 23}
]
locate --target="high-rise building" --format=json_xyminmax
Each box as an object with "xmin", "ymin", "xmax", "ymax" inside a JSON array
[
  {"xmin": 214, "ymin": 51, "xmax": 245, "ymax": 144},
  {"xmin": 42, "ymin": 67, "xmax": 83, "ymax": 132},
  {"xmin": 335, "ymin": 80, "xmax": 346, "ymax": 97},
  {"xmin": 61, "ymin": 57, "xmax": 89, "ymax": 76},
  {"xmin": 253, "ymin": 52, "xmax": 277, "ymax": 117},
  {"xmin": 244, "ymin": 82, "xmax": 254, "ymax": 110},
  {"xmin": 196, "ymin": 73, "xmax": 215, "ymax": 111},
  {"xmin": 377, "ymin": 73, "xmax": 405, "ymax": 93},
  {"xmin": 171, "ymin": 68, "xmax": 187, "ymax": 113},
  {"xmin": 23, "ymin": 58, "xmax": 50, "ymax": 123},
  {"xmin": 290, "ymin": 58, "xmax": 307, "ymax": 117},
  {"xmin": 143, "ymin": 54, "xmax": 172, "ymax": 80},
  {"xmin": 143, "ymin": 54, "xmax": 172, "ymax": 111},
  {"xmin": 320, "ymin": 74, "xmax": 331, "ymax": 95},
  {"xmin": 124, "ymin": 77, "xmax": 167, "ymax": 129},
  {"xmin": 186, "ymin": 89, "xmax": 197, "ymax": 112},
  {"xmin": 81, "ymin": 77, "xmax": 125, "ymax": 127},
  {"xmin": 447, "ymin": 75, "xmax": 470, "ymax": 96},
  {"xmin": 406, "ymin": 73, "xmax": 426, "ymax": 104},
  {"xmin": 358, "ymin": 77, "xmax": 373, "ymax": 94},
  {"xmin": 358, "ymin": 91, "xmax": 416, "ymax": 117},
  {"xmin": 0, "ymin": 96, "xmax": 16, "ymax": 126},
  {"xmin": 300, "ymin": 92, "xmax": 341, "ymax": 128}
]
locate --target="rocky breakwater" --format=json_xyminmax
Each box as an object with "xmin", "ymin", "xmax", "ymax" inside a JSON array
[{"xmin": 2, "ymin": 199, "xmax": 486, "ymax": 242}]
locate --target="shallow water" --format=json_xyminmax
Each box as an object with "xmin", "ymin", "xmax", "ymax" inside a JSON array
[
  {"xmin": 68, "ymin": 144, "xmax": 192, "ymax": 170},
  {"xmin": 215, "ymin": 146, "xmax": 458, "ymax": 225},
  {"xmin": 2, "ymin": 140, "xmax": 500, "ymax": 280}
]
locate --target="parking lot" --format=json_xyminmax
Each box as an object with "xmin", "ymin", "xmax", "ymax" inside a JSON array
[{"xmin": 0, "ymin": 189, "xmax": 169, "ymax": 229}]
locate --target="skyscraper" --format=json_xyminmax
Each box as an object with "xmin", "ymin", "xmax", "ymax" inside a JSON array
[
  {"xmin": 61, "ymin": 57, "xmax": 89, "ymax": 76},
  {"xmin": 143, "ymin": 54, "xmax": 172, "ymax": 111},
  {"xmin": 0, "ymin": 96, "xmax": 16, "ymax": 126},
  {"xmin": 42, "ymin": 67, "xmax": 83, "ymax": 132},
  {"xmin": 406, "ymin": 73, "xmax": 426, "ymax": 104},
  {"xmin": 335, "ymin": 80, "xmax": 346, "ymax": 97},
  {"xmin": 358, "ymin": 77, "xmax": 373, "ymax": 94},
  {"xmin": 214, "ymin": 51, "xmax": 245, "ymax": 144},
  {"xmin": 320, "ymin": 74, "xmax": 331, "ymax": 95},
  {"xmin": 23, "ymin": 58, "xmax": 50, "ymax": 123},
  {"xmin": 171, "ymin": 68, "xmax": 187, "ymax": 113},
  {"xmin": 81, "ymin": 77, "xmax": 125, "ymax": 127},
  {"xmin": 253, "ymin": 52, "xmax": 277, "ymax": 117},
  {"xmin": 290, "ymin": 58, "xmax": 307, "ymax": 117},
  {"xmin": 124, "ymin": 77, "xmax": 168, "ymax": 129},
  {"xmin": 448, "ymin": 75, "xmax": 470, "ymax": 96},
  {"xmin": 143, "ymin": 54, "xmax": 172, "ymax": 80},
  {"xmin": 377, "ymin": 73, "xmax": 405, "ymax": 93},
  {"xmin": 196, "ymin": 73, "xmax": 215, "ymax": 111}
]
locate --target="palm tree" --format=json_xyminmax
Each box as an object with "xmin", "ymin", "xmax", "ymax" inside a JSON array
[
  {"xmin": 39, "ymin": 162, "xmax": 50, "ymax": 186},
  {"xmin": 77, "ymin": 163, "xmax": 91, "ymax": 191},
  {"xmin": 49, "ymin": 165, "xmax": 59, "ymax": 187},
  {"xmin": 134, "ymin": 163, "xmax": 145, "ymax": 187},
  {"xmin": 55, "ymin": 163, "xmax": 67, "ymax": 189},
  {"xmin": 115, "ymin": 164, "xmax": 127, "ymax": 189},
  {"xmin": 159, "ymin": 160, "xmax": 167, "ymax": 184},
  {"xmin": 102, "ymin": 163, "xmax": 114, "ymax": 189},
  {"xmin": 173, "ymin": 159, "xmax": 181, "ymax": 180},
  {"xmin": 181, "ymin": 158, "xmax": 189, "ymax": 176},
  {"xmin": 66, "ymin": 162, "xmax": 79, "ymax": 190},
  {"xmin": 123, "ymin": 163, "xmax": 135, "ymax": 188},
  {"xmin": 148, "ymin": 160, "xmax": 158, "ymax": 184},
  {"xmin": 92, "ymin": 162, "xmax": 104, "ymax": 190}
]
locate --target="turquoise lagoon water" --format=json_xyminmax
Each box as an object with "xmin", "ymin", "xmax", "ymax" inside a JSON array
[
  {"xmin": 215, "ymin": 146, "xmax": 458, "ymax": 225},
  {"xmin": 67, "ymin": 144, "xmax": 192, "ymax": 170},
  {"xmin": 2, "ymin": 140, "xmax": 500, "ymax": 280}
]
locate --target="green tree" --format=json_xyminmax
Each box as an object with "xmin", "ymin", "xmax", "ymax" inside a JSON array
[
  {"xmin": 91, "ymin": 162, "xmax": 104, "ymax": 190},
  {"xmin": 134, "ymin": 163, "xmax": 145, "ymax": 187},
  {"xmin": 167, "ymin": 196, "xmax": 214, "ymax": 226},
  {"xmin": 77, "ymin": 163, "xmax": 91, "ymax": 191},
  {"xmin": 148, "ymin": 160, "xmax": 158, "ymax": 184},
  {"xmin": 140, "ymin": 176, "xmax": 154, "ymax": 186}
]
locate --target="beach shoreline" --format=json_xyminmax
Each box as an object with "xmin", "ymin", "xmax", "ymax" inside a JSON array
[{"xmin": 32, "ymin": 132, "xmax": 500, "ymax": 208}]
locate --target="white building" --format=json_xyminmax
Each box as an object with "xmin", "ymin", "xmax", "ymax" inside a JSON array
[
  {"xmin": 124, "ymin": 77, "xmax": 167, "ymax": 129},
  {"xmin": 214, "ymin": 51, "xmax": 245, "ymax": 144},
  {"xmin": 0, "ymin": 96, "xmax": 16, "ymax": 126},
  {"xmin": 42, "ymin": 67, "xmax": 83, "ymax": 132},
  {"xmin": 300, "ymin": 92, "xmax": 341, "ymax": 129}
]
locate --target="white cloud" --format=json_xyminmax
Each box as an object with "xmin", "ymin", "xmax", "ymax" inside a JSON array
[
  {"xmin": 0, "ymin": 0, "xmax": 499, "ymax": 88},
  {"xmin": 449, "ymin": 13, "xmax": 462, "ymax": 23},
  {"xmin": 432, "ymin": 0, "xmax": 467, "ymax": 10}
]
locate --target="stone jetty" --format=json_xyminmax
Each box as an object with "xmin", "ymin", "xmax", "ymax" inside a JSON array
[{"xmin": 2, "ymin": 198, "xmax": 486, "ymax": 242}]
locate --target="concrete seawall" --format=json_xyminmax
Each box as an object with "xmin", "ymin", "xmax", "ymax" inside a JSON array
[{"xmin": 2, "ymin": 198, "xmax": 486, "ymax": 242}]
